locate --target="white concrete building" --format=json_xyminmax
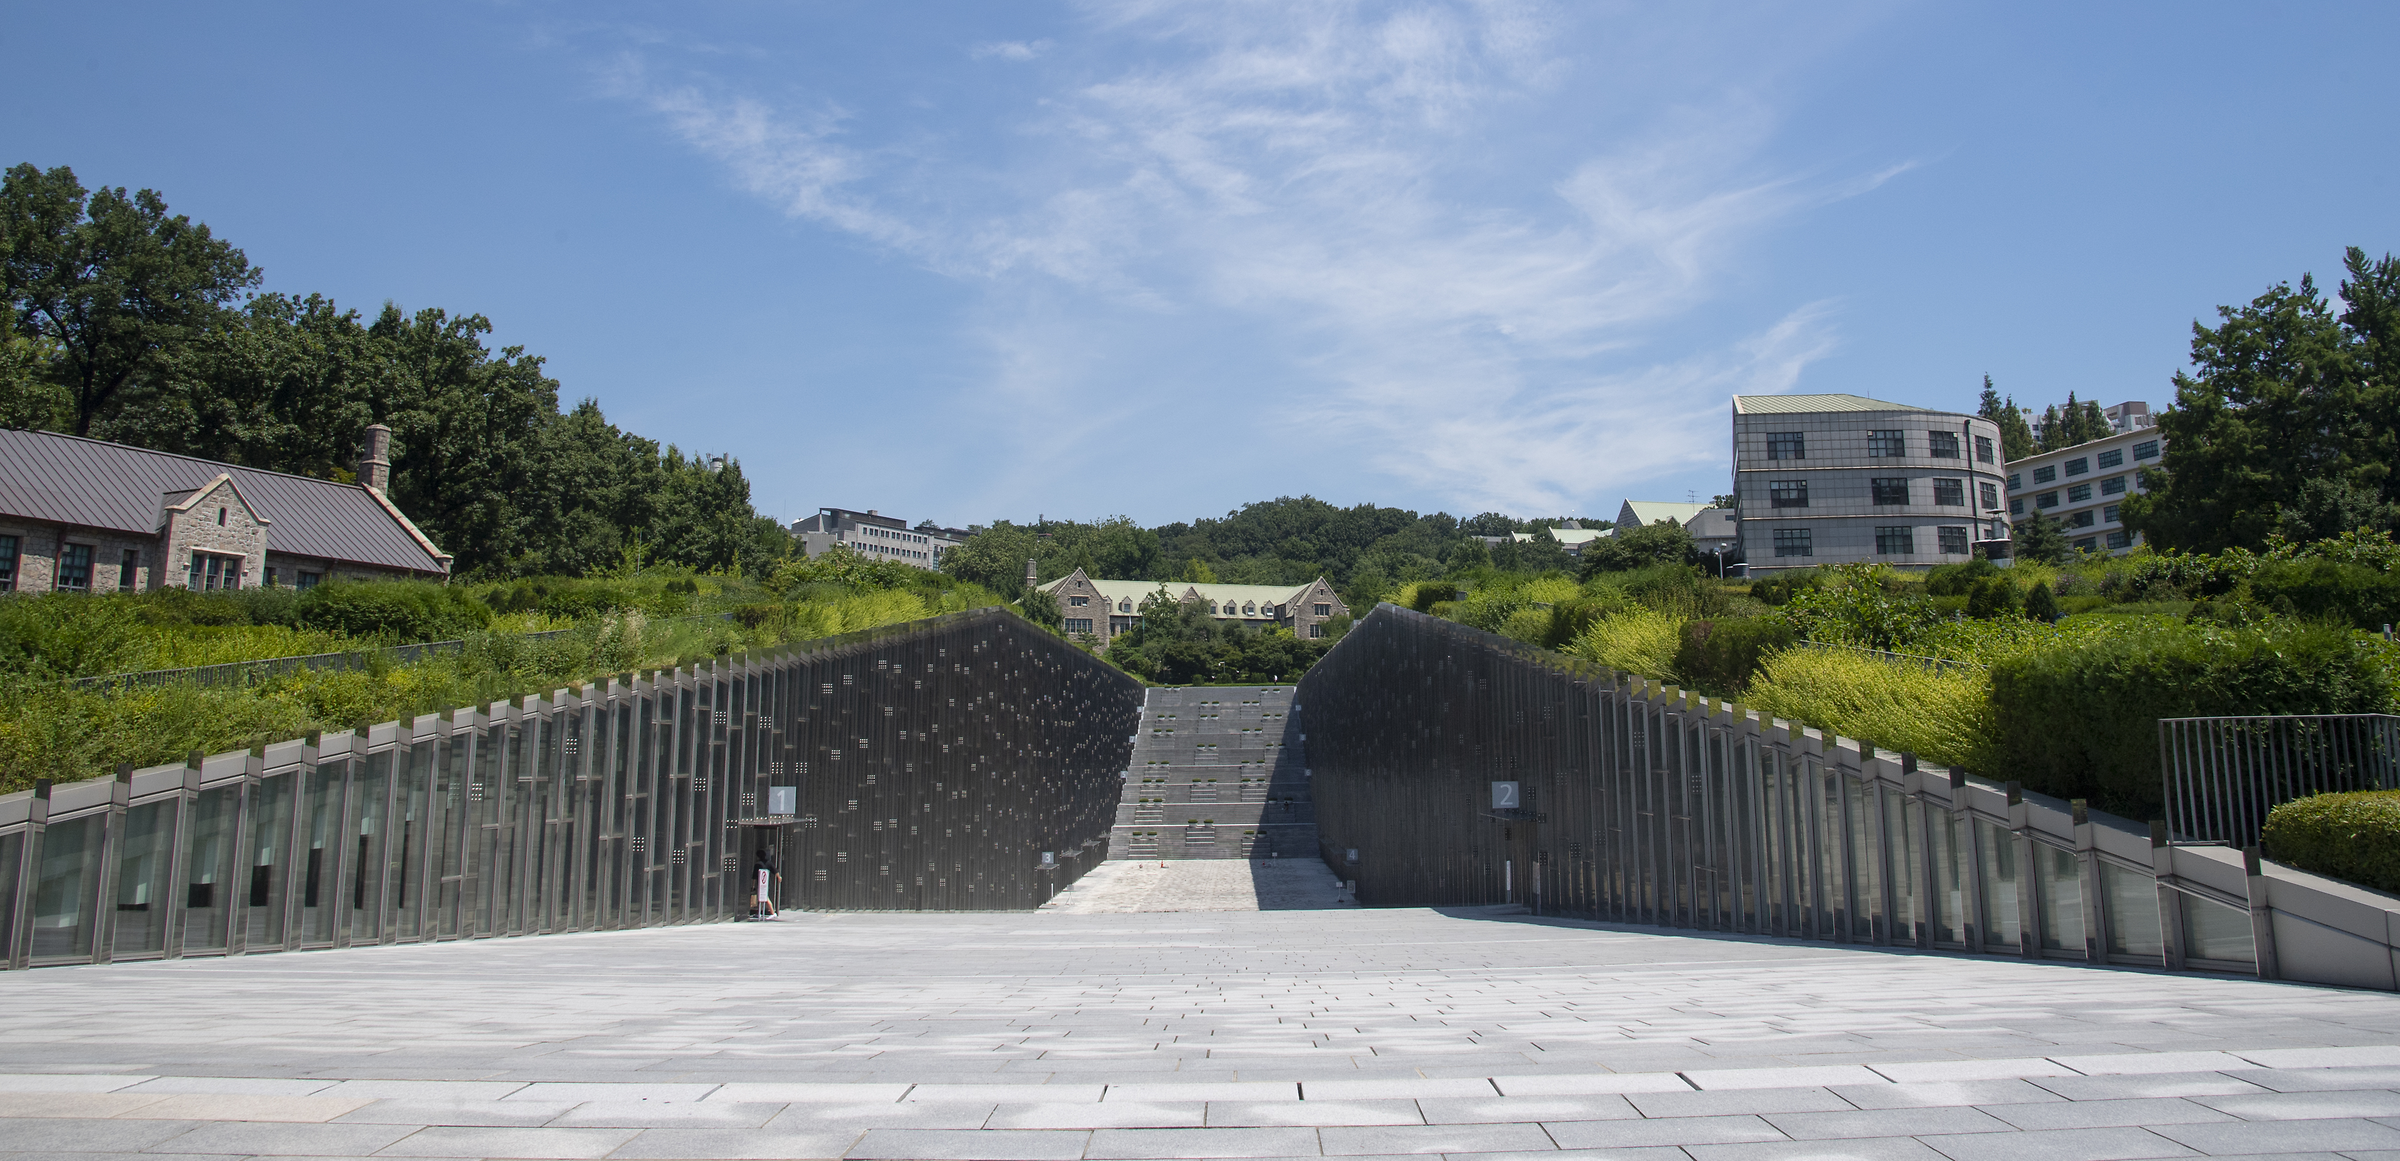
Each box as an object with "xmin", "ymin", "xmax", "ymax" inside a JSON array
[
  {"xmin": 789, "ymin": 507, "xmax": 964, "ymax": 569},
  {"xmin": 2003, "ymin": 419, "xmax": 2164, "ymax": 556}
]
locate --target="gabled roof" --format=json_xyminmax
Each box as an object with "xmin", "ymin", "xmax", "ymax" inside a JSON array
[
  {"xmin": 1039, "ymin": 572, "xmax": 1333, "ymax": 615},
  {"xmin": 0, "ymin": 429, "xmax": 451, "ymax": 575},
  {"xmin": 1618, "ymin": 500, "xmax": 1716, "ymax": 528},
  {"xmin": 1732, "ymin": 393, "xmax": 1923, "ymax": 414}
]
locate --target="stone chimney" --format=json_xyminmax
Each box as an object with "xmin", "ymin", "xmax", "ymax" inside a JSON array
[
  {"xmin": 1025, "ymin": 558, "xmax": 1039, "ymax": 592},
  {"xmin": 357, "ymin": 424, "xmax": 392, "ymax": 493}
]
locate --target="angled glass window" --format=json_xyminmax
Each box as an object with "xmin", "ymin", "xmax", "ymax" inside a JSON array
[
  {"xmin": 1768, "ymin": 479, "xmax": 1809, "ymax": 508},
  {"xmin": 1927, "ymin": 430, "xmax": 1960, "ymax": 458},
  {"xmin": 1937, "ymin": 526, "xmax": 1970, "ymax": 555},
  {"xmin": 1867, "ymin": 429, "xmax": 1906, "ymax": 458},
  {"xmin": 1975, "ymin": 435, "xmax": 1995, "ymax": 464},
  {"xmin": 1766, "ymin": 432, "xmax": 1805, "ymax": 461},
  {"xmin": 1772, "ymin": 528, "xmax": 1813, "ymax": 557},
  {"xmin": 1870, "ymin": 477, "xmax": 1910, "ymax": 505},
  {"xmin": 1978, "ymin": 481, "xmax": 2000, "ymax": 510},
  {"xmin": 1874, "ymin": 526, "xmax": 1915, "ymax": 555},
  {"xmin": 1932, "ymin": 478, "xmax": 1965, "ymax": 506}
]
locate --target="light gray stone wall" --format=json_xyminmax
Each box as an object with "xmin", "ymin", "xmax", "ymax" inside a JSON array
[
  {"xmin": 160, "ymin": 478, "xmax": 269, "ymax": 589},
  {"xmin": 0, "ymin": 522, "xmax": 157, "ymax": 593}
]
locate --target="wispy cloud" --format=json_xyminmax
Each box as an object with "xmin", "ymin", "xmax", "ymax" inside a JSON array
[
  {"xmin": 971, "ymin": 39, "xmax": 1053, "ymax": 61},
  {"xmin": 603, "ymin": 1, "xmax": 1900, "ymax": 514}
]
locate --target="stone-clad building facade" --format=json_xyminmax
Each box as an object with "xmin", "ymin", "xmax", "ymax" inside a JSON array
[
  {"xmin": 0, "ymin": 426, "xmax": 452, "ymax": 593},
  {"xmin": 1038, "ymin": 568, "xmax": 1350, "ymax": 649}
]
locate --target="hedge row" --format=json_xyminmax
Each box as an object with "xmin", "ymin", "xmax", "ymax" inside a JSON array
[{"xmin": 2263, "ymin": 791, "xmax": 2400, "ymax": 896}]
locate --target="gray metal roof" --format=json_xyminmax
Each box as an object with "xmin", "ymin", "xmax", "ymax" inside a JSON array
[
  {"xmin": 1732, "ymin": 393, "xmax": 1927, "ymax": 415},
  {"xmin": 0, "ymin": 429, "xmax": 449, "ymax": 575}
]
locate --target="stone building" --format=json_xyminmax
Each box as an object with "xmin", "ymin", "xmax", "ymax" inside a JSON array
[
  {"xmin": 0, "ymin": 426, "xmax": 452, "ymax": 593},
  {"xmin": 1037, "ymin": 568, "xmax": 1350, "ymax": 649}
]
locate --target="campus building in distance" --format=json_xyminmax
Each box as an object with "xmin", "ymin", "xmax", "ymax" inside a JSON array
[
  {"xmin": 1732, "ymin": 394, "xmax": 2009, "ymax": 572},
  {"xmin": 790, "ymin": 507, "xmax": 965, "ymax": 569},
  {"xmin": 2003, "ymin": 407, "xmax": 2162, "ymax": 556},
  {"xmin": 1038, "ymin": 568, "xmax": 1350, "ymax": 648}
]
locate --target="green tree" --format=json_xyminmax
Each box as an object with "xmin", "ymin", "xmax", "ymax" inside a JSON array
[
  {"xmin": 1, "ymin": 164, "xmax": 259, "ymax": 435},
  {"xmin": 1179, "ymin": 556, "xmax": 1219, "ymax": 583},
  {"xmin": 2124, "ymin": 250, "xmax": 2398, "ymax": 553},
  {"xmin": 1977, "ymin": 375, "xmax": 2037, "ymax": 462},
  {"xmin": 938, "ymin": 522, "xmax": 1041, "ymax": 600},
  {"xmin": 1517, "ymin": 528, "xmax": 1573, "ymax": 573},
  {"xmin": 0, "ymin": 310, "xmax": 68, "ymax": 430},
  {"xmin": 1580, "ymin": 520, "xmax": 1694, "ymax": 575},
  {"xmin": 2010, "ymin": 511, "xmax": 2070, "ymax": 566}
]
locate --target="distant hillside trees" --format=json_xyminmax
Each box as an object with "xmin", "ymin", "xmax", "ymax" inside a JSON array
[{"xmin": 1, "ymin": 163, "xmax": 787, "ymax": 579}]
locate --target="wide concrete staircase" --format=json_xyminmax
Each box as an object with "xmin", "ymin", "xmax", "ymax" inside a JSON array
[{"xmin": 1110, "ymin": 685, "xmax": 1317, "ymax": 860}]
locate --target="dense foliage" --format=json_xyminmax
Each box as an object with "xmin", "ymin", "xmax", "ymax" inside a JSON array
[
  {"xmin": 1101, "ymin": 586, "xmax": 1340, "ymax": 685},
  {"xmin": 1, "ymin": 163, "xmax": 788, "ymax": 579},
  {"xmin": 2263, "ymin": 791, "xmax": 2400, "ymax": 896}
]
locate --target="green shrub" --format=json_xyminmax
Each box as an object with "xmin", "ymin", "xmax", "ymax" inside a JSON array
[
  {"xmin": 1567, "ymin": 607, "xmax": 1684, "ymax": 681},
  {"xmin": 1672, "ymin": 616, "xmax": 1798, "ymax": 697},
  {"xmin": 2263, "ymin": 790, "xmax": 2400, "ymax": 895},
  {"xmin": 1394, "ymin": 581, "xmax": 1457, "ymax": 613},
  {"xmin": 296, "ymin": 581, "xmax": 494, "ymax": 643},
  {"xmin": 2245, "ymin": 558, "xmax": 2400, "ymax": 629},
  {"xmin": 1749, "ymin": 568, "xmax": 1823, "ymax": 607},
  {"xmin": 1965, "ymin": 576, "xmax": 2023, "ymax": 620},
  {"xmin": 1617, "ymin": 564, "xmax": 1729, "ymax": 617},
  {"xmin": 1498, "ymin": 606, "xmax": 1552, "ymax": 645},
  {"xmin": 1745, "ymin": 647, "xmax": 1994, "ymax": 771},
  {"xmin": 2024, "ymin": 581, "xmax": 2059, "ymax": 622},
  {"xmin": 1926, "ymin": 557, "xmax": 2000, "ymax": 596},
  {"xmin": 1548, "ymin": 592, "xmax": 1631, "ymax": 649},
  {"xmin": 1987, "ymin": 621, "xmax": 2391, "ymax": 819}
]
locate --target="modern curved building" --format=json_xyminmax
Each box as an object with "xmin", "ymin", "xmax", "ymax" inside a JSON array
[{"xmin": 1732, "ymin": 394, "xmax": 2009, "ymax": 572}]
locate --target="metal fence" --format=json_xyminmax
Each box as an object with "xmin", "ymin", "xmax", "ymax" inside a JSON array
[
  {"xmin": 2161, "ymin": 714, "xmax": 2400, "ymax": 847},
  {"xmin": 0, "ymin": 607, "xmax": 1142, "ymax": 970},
  {"xmin": 1299, "ymin": 604, "xmax": 2274, "ymax": 977}
]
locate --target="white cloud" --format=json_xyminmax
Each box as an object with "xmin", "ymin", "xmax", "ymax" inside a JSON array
[
  {"xmin": 606, "ymin": 1, "xmax": 1899, "ymax": 514},
  {"xmin": 971, "ymin": 39, "xmax": 1053, "ymax": 61}
]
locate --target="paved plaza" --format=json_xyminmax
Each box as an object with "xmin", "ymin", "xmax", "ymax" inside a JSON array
[{"xmin": 5, "ymin": 889, "xmax": 2400, "ymax": 1160}]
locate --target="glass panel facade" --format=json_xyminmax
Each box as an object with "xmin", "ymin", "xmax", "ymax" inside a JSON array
[
  {"xmin": 2182, "ymin": 893, "xmax": 2258, "ymax": 965},
  {"xmin": 1926, "ymin": 808, "xmax": 1964, "ymax": 945},
  {"xmin": 2037, "ymin": 845, "xmax": 2085, "ymax": 955},
  {"xmin": 113, "ymin": 800, "xmax": 177, "ymax": 957},
  {"xmin": 247, "ymin": 772, "xmax": 294, "ymax": 948},
  {"xmin": 2101, "ymin": 862, "xmax": 2162, "ymax": 960},
  {"xmin": 1977, "ymin": 821, "xmax": 2020, "ymax": 951},
  {"xmin": 183, "ymin": 785, "xmax": 239, "ymax": 953},
  {"xmin": 32, "ymin": 814, "xmax": 105, "ymax": 962}
]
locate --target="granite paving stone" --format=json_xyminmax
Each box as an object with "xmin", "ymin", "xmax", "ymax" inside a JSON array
[{"xmin": 1978, "ymin": 1096, "xmax": 2237, "ymax": 1130}]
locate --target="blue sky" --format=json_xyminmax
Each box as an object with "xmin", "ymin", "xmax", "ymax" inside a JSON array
[{"xmin": 10, "ymin": 2, "xmax": 2396, "ymax": 529}]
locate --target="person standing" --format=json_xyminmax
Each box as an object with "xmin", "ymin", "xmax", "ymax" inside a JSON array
[{"xmin": 751, "ymin": 849, "xmax": 780, "ymax": 919}]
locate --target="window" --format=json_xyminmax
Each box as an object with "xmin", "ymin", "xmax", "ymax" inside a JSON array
[
  {"xmin": 1867, "ymin": 429, "xmax": 1906, "ymax": 458},
  {"xmin": 2067, "ymin": 483, "xmax": 2092, "ymax": 503},
  {"xmin": 1243, "ymin": 602, "xmax": 1257, "ymax": 614},
  {"xmin": 119, "ymin": 549, "xmax": 139, "ymax": 592},
  {"xmin": 1933, "ymin": 479, "xmax": 1966, "ymax": 506},
  {"xmin": 2134, "ymin": 440, "xmax": 2160, "ymax": 460},
  {"xmin": 1068, "ymin": 595, "xmax": 1088, "ymax": 607},
  {"xmin": 56, "ymin": 543, "xmax": 92, "ymax": 591},
  {"xmin": 0, "ymin": 534, "xmax": 14, "ymax": 591},
  {"xmin": 1976, "ymin": 435, "xmax": 1995, "ymax": 464},
  {"xmin": 2007, "ymin": 473, "xmax": 2021, "ymax": 489},
  {"xmin": 1120, "ymin": 600, "xmax": 1133, "ymax": 613},
  {"xmin": 2074, "ymin": 537, "xmax": 2099, "ymax": 552},
  {"xmin": 188, "ymin": 552, "xmax": 241, "ymax": 591},
  {"xmin": 1064, "ymin": 618, "xmax": 1094, "ymax": 634},
  {"xmin": 2100, "ymin": 475, "xmax": 2126, "ymax": 496},
  {"xmin": 216, "ymin": 506, "xmax": 228, "ymax": 526},
  {"xmin": 1773, "ymin": 528, "xmax": 1813, "ymax": 557},
  {"xmin": 2097, "ymin": 448, "xmax": 2124, "ymax": 468},
  {"xmin": 1314, "ymin": 603, "xmax": 1330, "ymax": 616},
  {"xmin": 2065, "ymin": 457, "xmax": 2089, "ymax": 476},
  {"xmin": 1928, "ymin": 430, "xmax": 1960, "ymax": 458},
  {"xmin": 2102, "ymin": 504, "xmax": 2121, "ymax": 524},
  {"xmin": 1978, "ymin": 481, "xmax": 2000, "ymax": 510},
  {"xmin": 1938, "ymin": 526, "xmax": 1971, "ymax": 555},
  {"xmin": 1766, "ymin": 432, "xmax": 1805, "ymax": 460},
  {"xmin": 1308, "ymin": 624, "xmax": 1326, "ymax": 639},
  {"xmin": 2033, "ymin": 465, "xmax": 2057, "ymax": 484},
  {"xmin": 1768, "ymin": 479, "xmax": 1809, "ymax": 508},
  {"xmin": 2106, "ymin": 530, "xmax": 2132, "ymax": 550},
  {"xmin": 297, "ymin": 571, "xmax": 321, "ymax": 590},
  {"xmin": 2036, "ymin": 491, "xmax": 2059, "ymax": 509},
  {"xmin": 2009, "ymin": 498, "xmax": 2025, "ymax": 516},
  {"xmin": 1875, "ymin": 526, "xmax": 1916, "ymax": 555},
  {"xmin": 1871, "ymin": 477, "xmax": 1910, "ymax": 505},
  {"xmin": 2070, "ymin": 510, "xmax": 2095, "ymax": 528}
]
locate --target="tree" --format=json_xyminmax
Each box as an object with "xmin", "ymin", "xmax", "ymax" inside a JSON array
[
  {"xmin": 1580, "ymin": 520, "xmax": 1694, "ymax": 575},
  {"xmin": 1, "ymin": 164, "xmax": 259, "ymax": 435},
  {"xmin": 2010, "ymin": 512, "xmax": 2070, "ymax": 566},
  {"xmin": 938, "ymin": 522, "xmax": 1040, "ymax": 600},
  {"xmin": 1180, "ymin": 556, "xmax": 1218, "ymax": 583},
  {"xmin": 1018, "ymin": 584, "xmax": 1063, "ymax": 631},
  {"xmin": 1517, "ymin": 528, "xmax": 1573, "ymax": 573},
  {"xmin": 1978, "ymin": 376, "xmax": 2037, "ymax": 462},
  {"xmin": 0, "ymin": 310, "xmax": 68, "ymax": 430},
  {"xmin": 2124, "ymin": 250, "xmax": 2398, "ymax": 553}
]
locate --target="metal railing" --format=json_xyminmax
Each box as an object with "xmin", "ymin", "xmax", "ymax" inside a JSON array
[{"xmin": 2161, "ymin": 714, "xmax": 2400, "ymax": 846}]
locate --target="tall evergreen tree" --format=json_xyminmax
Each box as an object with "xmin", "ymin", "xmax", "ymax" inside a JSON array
[{"xmin": 1978, "ymin": 375, "xmax": 2038, "ymax": 461}]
